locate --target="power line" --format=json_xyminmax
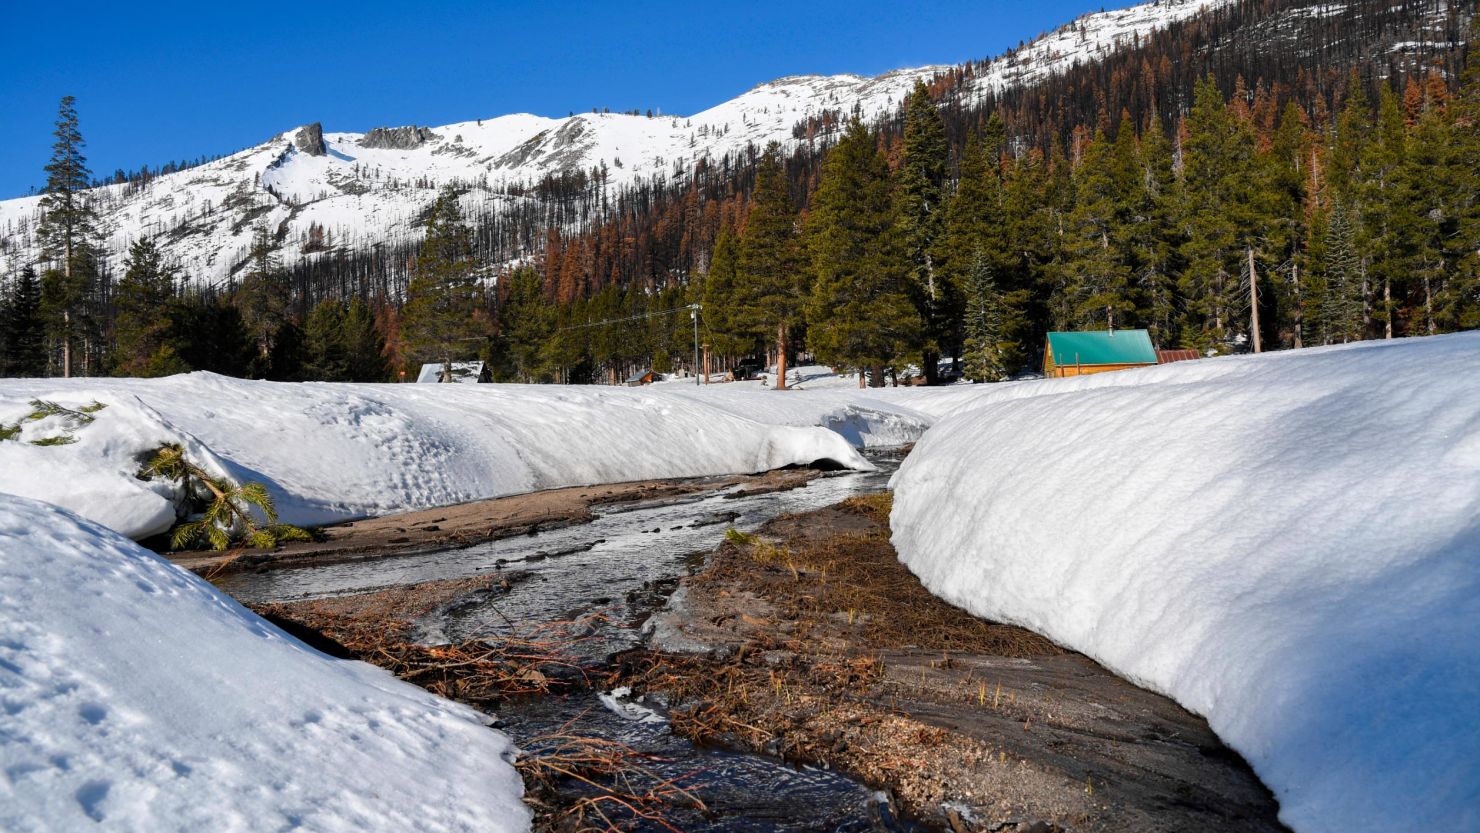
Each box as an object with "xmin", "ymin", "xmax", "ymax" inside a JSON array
[
  {"xmin": 558, "ymin": 303, "xmax": 704, "ymax": 387},
  {"xmin": 558, "ymin": 303, "xmax": 700, "ymax": 332}
]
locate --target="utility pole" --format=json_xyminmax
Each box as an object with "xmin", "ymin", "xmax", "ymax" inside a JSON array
[
  {"xmin": 690, "ymin": 304, "xmax": 701, "ymax": 386},
  {"xmin": 1248, "ymin": 247, "xmax": 1261, "ymax": 354}
]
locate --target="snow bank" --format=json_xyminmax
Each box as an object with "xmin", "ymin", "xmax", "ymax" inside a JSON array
[
  {"xmin": 889, "ymin": 333, "xmax": 1480, "ymax": 833},
  {"xmin": 0, "ymin": 373, "xmax": 876, "ymax": 539},
  {"xmin": 658, "ymin": 378, "xmax": 935, "ymax": 449},
  {"xmin": 0, "ymin": 493, "xmax": 529, "ymax": 833},
  {"xmin": 0, "ymin": 395, "xmax": 235, "ymax": 539}
]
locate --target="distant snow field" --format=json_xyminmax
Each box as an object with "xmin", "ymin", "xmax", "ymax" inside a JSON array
[
  {"xmin": 0, "ymin": 493, "xmax": 530, "ymax": 833},
  {"xmin": 890, "ymin": 332, "xmax": 1480, "ymax": 833}
]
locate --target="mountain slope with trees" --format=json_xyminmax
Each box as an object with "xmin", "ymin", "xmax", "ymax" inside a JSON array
[{"xmin": 0, "ymin": 0, "xmax": 1473, "ymax": 382}]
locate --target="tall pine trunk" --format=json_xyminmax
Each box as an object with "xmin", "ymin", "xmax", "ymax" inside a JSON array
[
  {"xmin": 1383, "ymin": 277, "xmax": 1392, "ymax": 339},
  {"xmin": 775, "ymin": 323, "xmax": 787, "ymax": 391},
  {"xmin": 62, "ymin": 310, "xmax": 72, "ymax": 378},
  {"xmin": 1424, "ymin": 272, "xmax": 1435, "ymax": 335},
  {"xmin": 1248, "ymin": 247, "xmax": 1261, "ymax": 354},
  {"xmin": 62, "ymin": 237, "xmax": 73, "ymax": 378},
  {"xmin": 1361, "ymin": 263, "xmax": 1372, "ymax": 340},
  {"xmin": 1292, "ymin": 260, "xmax": 1303, "ymax": 349}
]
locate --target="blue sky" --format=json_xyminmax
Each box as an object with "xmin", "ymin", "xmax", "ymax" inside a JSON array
[{"xmin": 1, "ymin": 1, "xmax": 1112, "ymax": 198}]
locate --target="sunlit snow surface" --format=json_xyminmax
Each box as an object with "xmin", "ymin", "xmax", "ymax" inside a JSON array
[
  {"xmin": 0, "ymin": 493, "xmax": 529, "ymax": 833},
  {"xmin": 0, "ymin": 373, "xmax": 908, "ymax": 540},
  {"xmin": 889, "ymin": 333, "xmax": 1480, "ymax": 833},
  {"xmin": 3, "ymin": 335, "xmax": 1477, "ymax": 833}
]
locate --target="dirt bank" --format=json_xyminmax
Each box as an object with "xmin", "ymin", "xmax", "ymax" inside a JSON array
[
  {"xmin": 624, "ymin": 494, "xmax": 1288, "ymax": 833},
  {"xmin": 250, "ymin": 574, "xmax": 587, "ymax": 707},
  {"xmin": 173, "ymin": 468, "xmax": 820, "ymax": 578}
]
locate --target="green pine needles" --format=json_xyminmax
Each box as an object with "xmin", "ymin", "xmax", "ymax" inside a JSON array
[
  {"xmin": 138, "ymin": 444, "xmax": 310, "ymax": 551},
  {"xmin": 0, "ymin": 399, "xmax": 106, "ymax": 445},
  {"xmin": 28, "ymin": 398, "xmax": 105, "ymax": 422},
  {"xmin": 2, "ymin": 401, "xmax": 309, "ymax": 552},
  {"xmin": 962, "ymin": 253, "xmax": 1011, "ymax": 383}
]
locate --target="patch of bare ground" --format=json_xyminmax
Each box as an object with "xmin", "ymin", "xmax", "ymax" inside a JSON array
[
  {"xmin": 254, "ymin": 576, "xmax": 726, "ymax": 832},
  {"xmin": 623, "ymin": 494, "xmax": 1289, "ymax": 833},
  {"xmin": 251, "ymin": 575, "xmax": 594, "ymax": 703},
  {"xmin": 174, "ymin": 468, "xmax": 819, "ymax": 579}
]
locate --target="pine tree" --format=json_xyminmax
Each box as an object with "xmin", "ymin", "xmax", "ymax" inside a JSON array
[
  {"xmin": 0, "ymin": 284, "xmax": 14, "ymax": 376},
  {"xmin": 1327, "ymin": 71, "xmax": 1370, "ymax": 205},
  {"xmin": 342, "ymin": 297, "xmax": 390, "ymax": 382},
  {"xmin": 1001, "ymin": 145, "xmax": 1060, "ymax": 369},
  {"xmin": 895, "ymin": 80, "xmax": 953, "ymax": 382},
  {"xmin": 499, "ymin": 266, "xmax": 556, "ymax": 382},
  {"xmin": 735, "ymin": 143, "xmax": 803, "ymax": 387},
  {"xmin": 1399, "ymin": 105, "xmax": 1449, "ymax": 336},
  {"xmin": 113, "ymin": 237, "xmax": 188, "ymax": 377},
  {"xmin": 1179, "ymin": 77, "xmax": 1259, "ymax": 349},
  {"xmin": 1060, "ymin": 119, "xmax": 1137, "ymax": 331},
  {"xmin": 1360, "ymin": 86, "xmax": 1410, "ymax": 339},
  {"xmin": 938, "ymin": 132, "xmax": 1007, "ymax": 366},
  {"xmin": 1, "ymin": 269, "xmax": 46, "ymax": 377},
  {"xmin": 402, "ymin": 188, "xmax": 488, "ymax": 379},
  {"xmin": 36, "ymin": 96, "xmax": 100, "ymax": 377},
  {"xmin": 1301, "ymin": 204, "xmax": 1333, "ymax": 343},
  {"xmin": 804, "ymin": 120, "xmax": 920, "ymax": 385},
  {"xmin": 1258, "ymin": 102, "xmax": 1311, "ymax": 348},
  {"xmin": 961, "ymin": 251, "xmax": 1010, "ymax": 382},
  {"xmin": 540, "ymin": 299, "xmax": 589, "ymax": 384},
  {"xmin": 648, "ymin": 284, "xmax": 690, "ymax": 376},
  {"xmin": 303, "ymin": 299, "xmax": 348, "ymax": 380},
  {"xmin": 701, "ymin": 226, "xmax": 752, "ymax": 362},
  {"xmin": 1129, "ymin": 113, "xmax": 1181, "ymax": 343},
  {"xmin": 266, "ymin": 319, "xmax": 307, "ymax": 381},
  {"xmin": 1438, "ymin": 16, "xmax": 1480, "ymax": 331},
  {"xmin": 235, "ymin": 225, "xmax": 291, "ymax": 376},
  {"xmin": 583, "ymin": 287, "xmax": 618, "ymax": 382},
  {"xmin": 177, "ymin": 295, "xmax": 254, "ymax": 377},
  {"xmin": 1320, "ymin": 202, "xmax": 1365, "ymax": 343}
]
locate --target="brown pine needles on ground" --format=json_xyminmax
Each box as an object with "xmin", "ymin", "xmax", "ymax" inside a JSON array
[
  {"xmin": 516, "ymin": 716, "xmax": 709, "ymax": 833},
  {"xmin": 255, "ymin": 577, "xmax": 708, "ymax": 831}
]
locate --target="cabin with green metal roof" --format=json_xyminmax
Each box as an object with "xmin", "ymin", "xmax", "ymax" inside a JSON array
[{"xmin": 1043, "ymin": 329, "xmax": 1158, "ymax": 378}]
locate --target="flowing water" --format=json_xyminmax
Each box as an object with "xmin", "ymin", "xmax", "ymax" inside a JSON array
[{"xmin": 224, "ymin": 451, "xmax": 913, "ymax": 832}]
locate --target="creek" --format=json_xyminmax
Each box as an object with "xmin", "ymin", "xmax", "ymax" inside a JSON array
[{"xmin": 225, "ymin": 451, "xmax": 912, "ymax": 832}]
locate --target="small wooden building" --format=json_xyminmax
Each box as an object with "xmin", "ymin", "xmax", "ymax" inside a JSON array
[
  {"xmin": 625, "ymin": 369, "xmax": 656, "ymax": 386},
  {"xmin": 1043, "ymin": 330, "xmax": 1158, "ymax": 378}
]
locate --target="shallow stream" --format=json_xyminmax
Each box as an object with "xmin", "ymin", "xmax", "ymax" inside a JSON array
[{"xmin": 225, "ymin": 451, "xmax": 911, "ymax": 832}]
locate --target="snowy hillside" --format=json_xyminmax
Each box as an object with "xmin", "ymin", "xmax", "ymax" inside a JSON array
[
  {"xmin": 0, "ymin": 493, "xmax": 529, "ymax": 833},
  {"xmin": 889, "ymin": 333, "xmax": 1480, "ymax": 833},
  {"xmin": 0, "ymin": 0, "xmax": 1233, "ymax": 286}
]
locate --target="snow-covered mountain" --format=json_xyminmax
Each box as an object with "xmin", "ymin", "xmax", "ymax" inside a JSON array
[{"xmin": 0, "ymin": 0, "xmax": 1234, "ymax": 286}]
